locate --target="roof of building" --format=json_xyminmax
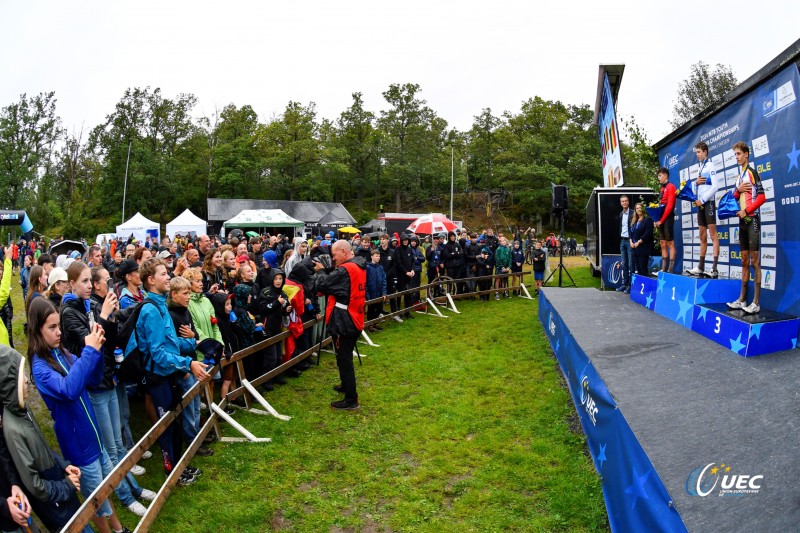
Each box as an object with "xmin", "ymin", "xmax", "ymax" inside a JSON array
[{"xmin": 207, "ymin": 198, "xmax": 355, "ymax": 225}]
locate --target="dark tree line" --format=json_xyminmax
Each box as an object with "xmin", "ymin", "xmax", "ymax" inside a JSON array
[{"xmin": 0, "ymin": 83, "xmax": 664, "ymax": 238}]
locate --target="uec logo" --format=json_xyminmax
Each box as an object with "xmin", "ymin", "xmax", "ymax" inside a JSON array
[{"xmin": 686, "ymin": 463, "xmax": 763, "ymax": 497}]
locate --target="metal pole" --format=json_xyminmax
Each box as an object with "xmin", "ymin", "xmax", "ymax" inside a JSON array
[
  {"xmin": 450, "ymin": 145, "xmax": 454, "ymax": 220},
  {"xmin": 122, "ymin": 140, "xmax": 132, "ymax": 223}
]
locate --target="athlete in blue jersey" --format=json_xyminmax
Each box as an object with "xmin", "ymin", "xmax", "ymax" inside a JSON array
[{"xmin": 686, "ymin": 141, "xmax": 720, "ymax": 278}]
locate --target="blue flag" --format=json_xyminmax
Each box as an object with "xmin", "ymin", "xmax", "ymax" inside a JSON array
[
  {"xmin": 676, "ymin": 179, "xmax": 697, "ymax": 202},
  {"xmin": 717, "ymin": 190, "xmax": 740, "ymax": 220}
]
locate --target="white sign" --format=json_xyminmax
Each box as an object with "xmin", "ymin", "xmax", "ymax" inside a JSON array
[
  {"xmin": 761, "ymin": 224, "xmax": 777, "ymax": 245},
  {"xmin": 761, "ymin": 247, "xmax": 777, "ymax": 268}
]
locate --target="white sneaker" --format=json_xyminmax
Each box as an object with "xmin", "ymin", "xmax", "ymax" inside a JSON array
[
  {"xmin": 743, "ymin": 302, "xmax": 761, "ymax": 314},
  {"xmin": 141, "ymin": 450, "xmax": 153, "ymax": 460},
  {"xmin": 199, "ymin": 402, "xmax": 208, "ymax": 410},
  {"xmin": 686, "ymin": 267, "xmax": 703, "ymax": 276},
  {"xmin": 393, "ymin": 315, "xmax": 404, "ymax": 323},
  {"xmin": 127, "ymin": 500, "xmax": 147, "ymax": 517},
  {"xmin": 139, "ymin": 489, "xmax": 156, "ymax": 501},
  {"xmin": 727, "ymin": 300, "xmax": 746, "ymax": 310},
  {"xmin": 130, "ymin": 465, "xmax": 146, "ymax": 476}
]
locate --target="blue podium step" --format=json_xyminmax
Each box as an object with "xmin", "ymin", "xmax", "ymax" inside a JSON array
[
  {"xmin": 653, "ymin": 272, "xmax": 741, "ymax": 329},
  {"xmin": 692, "ymin": 304, "xmax": 800, "ymax": 356},
  {"xmin": 630, "ymin": 273, "xmax": 658, "ymax": 310}
]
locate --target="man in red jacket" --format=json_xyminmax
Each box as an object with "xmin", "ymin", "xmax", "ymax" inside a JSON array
[{"xmin": 654, "ymin": 167, "xmax": 677, "ymax": 273}]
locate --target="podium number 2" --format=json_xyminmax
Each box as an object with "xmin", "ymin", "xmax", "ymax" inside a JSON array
[
  {"xmin": 671, "ymin": 287, "xmax": 676, "ymax": 301},
  {"xmin": 714, "ymin": 316, "xmax": 721, "ymax": 334},
  {"xmin": 640, "ymin": 283, "xmax": 644, "ymax": 295}
]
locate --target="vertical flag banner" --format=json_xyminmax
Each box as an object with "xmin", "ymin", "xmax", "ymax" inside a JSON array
[{"xmin": 599, "ymin": 73, "xmax": 624, "ymax": 188}]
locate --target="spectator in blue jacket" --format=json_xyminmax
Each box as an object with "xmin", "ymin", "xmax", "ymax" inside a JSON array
[
  {"xmin": 365, "ymin": 249, "xmax": 387, "ymax": 332},
  {"xmin": 28, "ymin": 297, "xmax": 131, "ymax": 533},
  {"xmin": 128, "ymin": 258, "xmax": 210, "ymax": 484}
]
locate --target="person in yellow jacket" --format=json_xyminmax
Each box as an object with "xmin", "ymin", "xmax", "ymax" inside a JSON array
[{"xmin": 0, "ymin": 247, "xmax": 13, "ymax": 347}]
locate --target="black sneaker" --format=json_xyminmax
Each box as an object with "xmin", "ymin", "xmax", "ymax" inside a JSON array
[
  {"xmin": 177, "ymin": 472, "xmax": 197, "ymax": 486},
  {"xmin": 184, "ymin": 466, "xmax": 202, "ymax": 477},
  {"xmin": 196, "ymin": 446, "xmax": 214, "ymax": 457},
  {"xmin": 331, "ymin": 399, "xmax": 359, "ymax": 410},
  {"xmin": 333, "ymin": 384, "xmax": 344, "ymax": 393},
  {"xmin": 260, "ymin": 382, "xmax": 274, "ymax": 393},
  {"xmin": 117, "ymin": 528, "xmax": 133, "ymax": 533},
  {"xmin": 203, "ymin": 432, "xmax": 217, "ymax": 445},
  {"xmin": 286, "ymin": 368, "xmax": 302, "ymax": 378}
]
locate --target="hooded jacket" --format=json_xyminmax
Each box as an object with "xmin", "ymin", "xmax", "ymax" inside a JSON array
[
  {"xmin": 257, "ymin": 268, "xmax": 291, "ymax": 336},
  {"xmin": 0, "ymin": 346, "xmax": 81, "ymax": 531},
  {"xmin": 61, "ymin": 292, "xmax": 119, "ymax": 391},
  {"xmin": 314, "ymin": 256, "xmax": 367, "ymax": 337},
  {"xmin": 288, "ymin": 261, "xmax": 320, "ymax": 316},
  {"xmin": 443, "ymin": 232, "xmax": 464, "ymax": 271},
  {"xmin": 394, "ymin": 239, "xmax": 415, "ymax": 276},
  {"xmin": 231, "ymin": 284, "xmax": 257, "ymax": 348},
  {"xmin": 188, "ymin": 291, "xmax": 223, "ymax": 361},
  {"xmin": 511, "ymin": 243, "xmax": 525, "ymax": 273},
  {"xmin": 32, "ymin": 344, "xmax": 104, "ymax": 468},
  {"xmin": 167, "ymin": 302, "xmax": 199, "ymax": 357},
  {"xmin": 127, "ymin": 291, "xmax": 196, "ymax": 377},
  {"xmin": 0, "ymin": 257, "xmax": 11, "ymax": 347},
  {"xmin": 211, "ymin": 293, "xmax": 239, "ymax": 358},
  {"xmin": 494, "ymin": 244, "xmax": 512, "ymax": 271},
  {"xmin": 366, "ymin": 261, "xmax": 387, "ymax": 300}
]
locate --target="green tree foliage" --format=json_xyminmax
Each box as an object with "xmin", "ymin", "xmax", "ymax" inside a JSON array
[
  {"xmin": 2, "ymin": 83, "xmax": 648, "ymax": 238},
  {"xmin": 620, "ymin": 115, "xmax": 658, "ymax": 189},
  {"xmin": 0, "ymin": 92, "xmax": 61, "ymax": 209},
  {"xmin": 671, "ymin": 61, "xmax": 738, "ymax": 128}
]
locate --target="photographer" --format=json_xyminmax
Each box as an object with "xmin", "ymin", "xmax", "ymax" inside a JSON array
[{"xmin": 313, "ymin": 240, "xmax": 366, "ymax": 410}]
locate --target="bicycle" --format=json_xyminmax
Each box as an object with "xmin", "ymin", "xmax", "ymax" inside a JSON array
[{"xmin": 426, "ymin": 274, "xmax": 458, "ymax": 305}]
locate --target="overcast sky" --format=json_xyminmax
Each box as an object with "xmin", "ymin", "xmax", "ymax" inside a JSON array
[{"xmin": 2, "ymin": 1, "xmax": 798, "ymax": 146}]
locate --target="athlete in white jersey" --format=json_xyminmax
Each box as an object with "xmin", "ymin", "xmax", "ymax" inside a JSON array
[{"xmin": 686, "ymin": 141, "xmax": 720, "ymax": 278}]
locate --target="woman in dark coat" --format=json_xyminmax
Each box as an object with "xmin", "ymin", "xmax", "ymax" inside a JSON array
[{"xmin": 630, "ymin": 202, "xmax": 655, "ymax": 276}]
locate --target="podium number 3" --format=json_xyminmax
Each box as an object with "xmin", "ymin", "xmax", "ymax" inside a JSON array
[
  {"xmin": 714, "ymin": 316, "xmax": 721, "ymax": 334},
  {"xmin": 671, "ymin": 287, "xmax": 676, "ymax": 301}
]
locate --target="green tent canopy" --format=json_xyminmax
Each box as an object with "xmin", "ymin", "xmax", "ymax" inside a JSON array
[{"xmin": 222, "ymin": 209, "xmax": 304, "ymax": 235}]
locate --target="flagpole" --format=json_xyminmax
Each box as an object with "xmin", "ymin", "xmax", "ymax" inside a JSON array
[
  {"xmin": 122, "ymin": 140, "xmax": 132, "ymax": 223},
  {"xmin": 450, "ymin": 145, "xmax": 454, "ymax": 221}
]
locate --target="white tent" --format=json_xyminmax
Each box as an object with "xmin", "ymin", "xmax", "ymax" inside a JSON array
[
  {"xmin": 222, "ymin": 209, "xmax": 304, "ymax": 235},
  {"xmin": 166, "ymin": 209, "xmax": 207, "ymax": 238},
  {"xmin": 116, "ymin": 212, "xmax": 160, "ymax": 244}
]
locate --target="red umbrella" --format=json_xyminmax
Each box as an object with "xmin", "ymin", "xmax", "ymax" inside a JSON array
[{"xmin": 407, "ymin": 213, "xmax": 458, "ymax": 235}]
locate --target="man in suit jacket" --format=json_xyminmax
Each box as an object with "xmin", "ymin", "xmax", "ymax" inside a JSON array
[{"xmin": 616, "ymin": 195, "xmax": 634, "ymax": 293}]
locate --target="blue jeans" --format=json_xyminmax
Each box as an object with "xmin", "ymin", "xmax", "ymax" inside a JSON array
[
  {"xmin": 115, "ymin": 382, "xmax": 135, "ymax": 451},
  {"xmin": 77, "ymin": 450, "xmax": 115, "ymax": 518},
  {"xmin": 89, "ymin": 389, "xmax": 142, "ymax": 506},
  {"xmin": 620, "ymin": 238, "xmax": 633, "ymax": 287},
  {"xmin": 177, "ymin": 373, "xmax": 200, "ymax": 441}
]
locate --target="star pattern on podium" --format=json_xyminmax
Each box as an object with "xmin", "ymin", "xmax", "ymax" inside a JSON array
[
  {"xmin": 555, "ymin": 339, "xmax": 560, "ymax": 352},
  {"xmin": 697, "ymin": 306, "xmax": 709, "ymax": 322},
  {"xmin": 729, "ymin": 332, "xmax": 746, "ymax": 354},
  {"xmin": 787, "ymin": 141, "xmax": 800, "ymax": 172},
  {"xmin": 676, "ymin": 293, "xmax": 694, "ymax": 325},
  {"xmin": 749, "ymin": 323, "xmax": 764, "ymax": 340},
  {"xmin": 645, "ymin": 293, "xmax": 654, "ymax": 309},
  {"xmin": 695, "ymin": 281, "xmax": 709, "ymax": 304},
  {"xmin": 792, "ymin": 338, "xmax": 798, "ymax": 349},
  {"xmin": 596, "ymin": 443, "xmax": 607, "ymax": 469},
  {"xmin": 624, "ymin": 467, "xmax": 652, "ymax": 509},
  {"xmin": 657, "ymin": 276, "xmax": 667, "ymax": 294}
]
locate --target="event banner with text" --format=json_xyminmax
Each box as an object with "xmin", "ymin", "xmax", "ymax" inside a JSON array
[{"xmin": 656, "ymin": 63, "xmax": 800, "ymax": 317}]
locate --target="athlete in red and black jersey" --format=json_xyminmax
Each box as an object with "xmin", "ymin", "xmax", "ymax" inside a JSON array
[
  {"xmin": 654, "ymin": 167, "xmax": 677, "ymax": 273},
  {"xmin": 727, "ymin": 141, "xmax": 767, "ymax": 315}
]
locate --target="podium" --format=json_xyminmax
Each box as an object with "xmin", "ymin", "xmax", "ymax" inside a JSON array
[
  {"xmin": 636, "ymin": 272, "xmax": 799, "ymax": 357},
  {"xmin": 630, "ymin": 273, "xmax": 658, "ymax": 310},
  {"xmin": 653, "ymin": 272, "xmax": 741, "ymax": 329},
  {"xmin": 692, "ymin": 304, "xmax": 799, "ymax": 356}
]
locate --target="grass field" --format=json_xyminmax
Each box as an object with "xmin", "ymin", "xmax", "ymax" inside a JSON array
[{"xmin": 10, "ymin": 257, "xmax": 608, "ymax": 532}]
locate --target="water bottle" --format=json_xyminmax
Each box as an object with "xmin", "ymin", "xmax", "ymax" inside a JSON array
[{"xmin": 114, "ymin": 348, "xmax": 124, "ymax": 365}]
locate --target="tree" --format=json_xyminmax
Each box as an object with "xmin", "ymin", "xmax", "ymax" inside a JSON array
[
  {"xmin": 335, "ymin": 92, "xmax": 380, "ymax": 208},
  {"xmin": 671, "ymin": 62, "xmax": 737, "ymax": 128},
  {"xmin": 208, "ymin": 104, "xmax": 263, "ymax": 199},
  {"xmin": 261, "ymin": 102, "xmax": 320, "ymax": 201},
  {"xmin": 0, "ymin": 92, "xmax": 61, "ymax": 209},
  {"xmin": 378, "ymin": 83, "xmax": 448, "ymax": 211},
  {"xmin": 620, "ymin": 115, "xmax": 658, "ymax": 189},
  {"xmin": 466, "ymin": 108, "xmax": 503, "ymax": 190}
]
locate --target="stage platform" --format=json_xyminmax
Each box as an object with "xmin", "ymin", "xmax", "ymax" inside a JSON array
[{"xmin": 539, "ymin": 288, "xmax": 800, "ymax": 533}]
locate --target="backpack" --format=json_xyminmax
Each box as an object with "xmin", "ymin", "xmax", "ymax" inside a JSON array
[{"xmin": 115, "ymin": 298, "xmax": 162, "ymax": 383}]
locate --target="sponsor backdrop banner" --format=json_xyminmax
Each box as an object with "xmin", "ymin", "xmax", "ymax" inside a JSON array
[
  {"xmin": 656, "ymin": 64, "xmax": 800, "ymax": 316},
  {"xmin": 538, "ymin": 292, "xmax": 687, "ymax": 532},
  {"xmin": 599, "ymin": 73, "xmax": 624, "ymax": 188}
]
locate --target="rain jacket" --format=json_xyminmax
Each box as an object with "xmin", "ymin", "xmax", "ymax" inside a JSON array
[
  {"xmin": 31, "ymin": 345, "xmax": 104, "ymax": 468},
  {"xmin": 314, "ymin": 256, "xmax": 367, "ymax": 337},
  {"xmin": 187, "ymin": 291, "xmax": 222, "ymax": 361},
  {"xmin": 0, "ymin": 346, "xmax": 82, "ymax": 531},
  {"xmin": 127, "ymin": 291, "xmax": 196, "ymax": 377},
  {"xmin": 0, "ymin": 258, "xmax": 10, "ymax": 347}
]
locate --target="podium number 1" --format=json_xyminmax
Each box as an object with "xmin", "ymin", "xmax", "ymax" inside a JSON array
[{"xmin": 671, "ymin": 287, "xmax": 676, "ymax": 301}]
